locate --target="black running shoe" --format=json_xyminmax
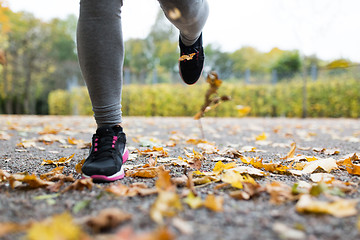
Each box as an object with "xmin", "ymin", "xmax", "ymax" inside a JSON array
[
  {"xmin": 82, "ymin": 125, "xmax": 129, "ymax": 182},
  {"xmin": 179, "ymin": 33, "xmax": 205, "ymax": 85}
]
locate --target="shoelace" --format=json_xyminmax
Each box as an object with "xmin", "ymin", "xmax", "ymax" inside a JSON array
[{"xmin": 93, "ymin": 135, "xmax": 118, "ymax": 156}]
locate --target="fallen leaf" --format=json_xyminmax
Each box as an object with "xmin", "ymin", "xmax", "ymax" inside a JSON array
[
  {"xmin": 150, "ymin": 191, "xmax": 183, "ymax": 224},
  {"xmin": 183, "ymin": 192, "xmax": 203, "ymax": 209},
  {"xmin": 0, "ymin": 169, "xmax": 11, "ymax": 181},
  {"xmin": 295, "ymin": 194, "xmax": 357, "ymax": 218},
  {"xmin": 203, "ymin": 194, "xmax": 224, "ymax": 212},
  {"xmin": 310, "ymin": 173, "xmax": 335, "ymax": 183},
  {"xmin": 155, "ymin": 168, "xmax": 174, "ymax": 191},
  {"xmin": 9, "ymin": 174, "xmax": 55, "ymax": 189},
  {"xmin": 27, "ymin": 212, "xmax": 86, "ymax": 240},
  {"xmin": 197, "ymin": 143, "xmax": 218, "ymax": 154},
  {"xmin": 273, "ymin": 222, "xmax": 306, "ymax": 240},
  {"xmin": 138, "ymin": 147, "xmax": 168, "ymax": 157},
  {"xmin": 266, "ymin": 182, "xmax": 296, "ymax": 204},
  {"xmin": 85, "ymin": 208, "xmax": 132, "ymax": 233},
  {"xmin": 67, "ymin": 137, "xmax": 84, "ymax": 145},
  {"xmin": 16, "ymin": 140, "xmax": 37, "ymax": 149},
  {"xmin": 218, "ymin": 147, "xmax": 243, "ymax": 158},
  {"xmin": 0, "ymin": 131, "xmax": 11, "ymax": 140},
  {"xmin": 289, "ymin": 158, "xmax": 338, "ymax": 175},
  {"xmin": 232, "ymin": 166, "xmax": 266, "ymax": 177},
  {"xmin": 112, "ymin": 226, "xmax": 175, "ymax": 240},
  {"xmin": 75, "ymin": 159, "xmax": 85, "ymax": 173},
  {"xmin": 213, "ymin": 161, "xmax": 237, "ymax": 174},
  {"xmin": 220, "ymin": 170, "xmax": 244, "ymax": 189},
  {"xmin": 0, "ymin": 222, "xmax": 30, "ymax": 238},
  {"xmin": 171, "ymin": 218, "xmax": 193, "ymax": 235},
  {"xmin": 255, "ymin": 132, "xmax": 267, "ymax": 141},
  {"xmin": 62, "ymin": 178, "xmax": 93, "ymax": 192},
  {"xmin": 281, "ymin": 142, "xmax": 296, "ymax": 160},
  {"xmin": 41, "ymin": 154, "xmax": 75, "ymax": 166}
]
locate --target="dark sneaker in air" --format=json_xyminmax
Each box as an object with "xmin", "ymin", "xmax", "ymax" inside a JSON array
[
  {"xmin": 82, "ymin": 125, "xmax": 129, "ymax": 182},
  {"xmin": 179, "ymin": 33, "xmax": 205, "ymax": 85}
]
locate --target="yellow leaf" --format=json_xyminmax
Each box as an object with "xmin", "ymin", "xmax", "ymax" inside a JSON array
[
  {"xmin": 27, "ymin": 212, "xmax": 85, "ymax": 240},
  {"xmin": 281, "ymin": 142, "xmax": 296, "ymax": 160},
  {"xmin": 150, "ymin": 191, "xmax": 182, "ymax": 224},
  {"xmin": 41, "ymin": 154, "xmax": 75, "ymax": 166},
  {"xmin": 155, "ymin": 168, "xmax": 174, "ymax": 191},
  {"xmin": 255, "ymin": 132, "xmax": 267, "ymax": 141},
  {"xmin": 296, "ymin": 195, "xmax": 357, "ymax": 218},
  {"xmin": 203, "ymin": 194, "xmax": 224, "ymax": 212},
  {"xmin": 213, "ymin": 161, "xmax": 236, "ymax": 174},
  {"xmin": 75, "ymin": 159, "xmax": 85, "ymax": 173},
  {"xmin": 185, "ymin": 138, "xmax": 208, "ymax": 145},
  {"xmin": 236, "ymin": 105, "xmax": 251, "ymax": 117},
  {"xmin": 138, "ymin": 147, "xmax": 168, "ymax": 157},
  {"xmin": 183, "ymin": 192, "xmax": 203, "ymax": 209},
  {"xmin": 306, "ymin": 156, "xmax": 318, "ymax": 162},
  {"xmin": 220, "ymin": 170, "xmax": 244, "ymax": 189}
]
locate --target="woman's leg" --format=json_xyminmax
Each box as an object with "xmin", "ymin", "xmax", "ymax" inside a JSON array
[
  {"xmin": 77, "ymin": 0, "xmax": 129, "ymax": 182},
  {"xmin": 158, "ymin": 0, "xmax": 209, "ymax": 46},
  {"xmin": 77, "ymin": 0, "xmax": 124, "ymax": 127}
]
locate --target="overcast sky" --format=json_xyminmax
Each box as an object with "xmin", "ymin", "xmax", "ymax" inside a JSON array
[{"xmin": 8, "ymin": 0, "xmax": 360, "ymax": 62}]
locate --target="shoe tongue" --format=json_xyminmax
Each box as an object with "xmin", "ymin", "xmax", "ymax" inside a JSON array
[{"xmin": 96, "ymin": 126, "xmax": 115, "ymax": 136}]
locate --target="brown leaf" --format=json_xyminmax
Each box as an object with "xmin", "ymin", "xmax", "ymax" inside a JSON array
[
  {"xmin": 230, "ymin": 182, "xmax": 264, "ymax": 200},
  {"xmin": 105, "ymin": 183, "xmax": 157, "ymax": 197},
  {"xmin": 194, "ymin": 71, "xmax": 231, "ymax": 119},
  {"xmin": 0, "ymin": 222, "xmax": 30, "ymax": 238},
  {"xmin": 155, "ymin": 168, "xmax": 174, "ymax": 191},
  {"xmin": 75, "ymin": 159, "xmax": 85, "ymax": 173},
  {"xmin": 62, "ymin": 178, "xmax": 93, "ymax": 192},
  {"xmin": 138, "ymin": 147, "xmax": 168, "ymax": 157},
  {"xmin": 266, "ymin": 182, "xmax": 296, "ymax": 204},
  {"xmin": 85, "ymin": 208, "xmax": 132, "ymax": 233},
  {"xmin": 41, "ymin": 154, "xmax": 75, "ymax": 166},
  {"xmin": 9, "ymin": 174, "xmax": 55, "ymax": 189},
  {"xmin": 40, "ymin": 166, "xmax": 64, "ymax": 180},
  {"xmin": 47, "ymin": 180, "xmax": 65, "ymax": 192}
]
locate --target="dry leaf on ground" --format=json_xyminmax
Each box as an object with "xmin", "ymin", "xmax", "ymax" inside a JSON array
[
  {"xmin": 41, "ymin": 154, "xmax": 75, "ymax": 166},
  {"xmin": 27, "ymin": 212, "xmax": 86, "ymax": 240},
  {"xmin": 85, "ymin": 208, "xmax": 132, "ymax": 233},
  {"xmin": 62, "ymin": 178, "xmax": 93, "ymax": 192},
  {"xmin": 203, "ymin": 194, "xmax": 224, "ymax": 212},
  {"xmin": 295, "ymin": 194, "xmax": 357, "ymax": 218},
  {"xmin": 150, "ymin": 191, "xmax": 183, "ymax": 224}
]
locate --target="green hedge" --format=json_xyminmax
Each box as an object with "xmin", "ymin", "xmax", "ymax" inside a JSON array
[{"xmin": 48, "ymin": 79, "xmax": 360, "ymax": 118}]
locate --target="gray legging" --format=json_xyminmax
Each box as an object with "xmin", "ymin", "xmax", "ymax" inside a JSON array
[{"xmin": 77, "ymin": 0, "xmax": 209, "ymax": 127}]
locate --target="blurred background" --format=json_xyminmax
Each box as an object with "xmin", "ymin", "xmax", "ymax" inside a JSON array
[{"xmin": 0, "ymin": 0, "xmax": 359, "ymax": 118}]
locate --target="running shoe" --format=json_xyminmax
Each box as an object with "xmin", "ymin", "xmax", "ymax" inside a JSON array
[
  {"xmin": 179, "ymin": 33, "xmax": 205, "ymax": 85},
  {"xmin": 82, "ymin": 125, "xmax": 129, "ymax": 182}
]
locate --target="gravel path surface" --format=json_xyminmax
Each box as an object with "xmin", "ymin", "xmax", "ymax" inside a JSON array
[{"xmin": 1, "ymin": 115, "xmax": 360, "ymax": 240}]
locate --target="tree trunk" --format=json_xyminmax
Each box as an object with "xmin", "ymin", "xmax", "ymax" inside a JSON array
[{"xmin": 23, "ymin": 56, "xmax": 33, "ymax": 114}]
